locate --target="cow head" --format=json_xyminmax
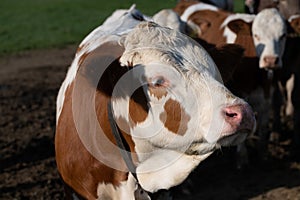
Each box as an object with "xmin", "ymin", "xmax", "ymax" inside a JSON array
[
  {"xmin": 252, "ymin": 8, "xmax": 287, "ymax": 69},
  {"xmin": 108, "ymin": 22, "xmax": 256, "ymax": 191}
]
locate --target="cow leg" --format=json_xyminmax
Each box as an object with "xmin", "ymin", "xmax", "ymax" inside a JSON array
[
  {"xmin": 285, "ymin": 75, "xmax": 295, "ymax": 118},
  {"xmin": 291, "ymin": 71, "xmax": 300, "ymax": 159},
  {"xmin": 270, "ymin": 79, "xmax": 283, "ymax": 143}
]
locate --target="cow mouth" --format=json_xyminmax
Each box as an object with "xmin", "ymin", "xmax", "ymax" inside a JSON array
[{"xmin": 262, "ymin": 65, "xmax": 281, "ymax": 70}]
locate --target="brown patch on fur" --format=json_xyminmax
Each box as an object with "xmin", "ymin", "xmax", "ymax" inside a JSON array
[
  {"xmin": 188, "ymin": 10, "xmax": 229, "ymax": 43},
  {"xmin": 160, "ymin": 99, "xmax": 190, "ymax": 135},
  {"xmin": 129, "ymin": 87, "xmax": 149, "ymax": 126},
  {"xmin": 227, "ymin": 20, "xmax": 257, "ymax": 57},
  {"xmin": 290, "ymin": 17, "xmax": 300, "ymax": 34},
  {"xmin": 149, "ymin": 86, "xmax": 168, "ymax": 100},
  {"xmin": 56, "ymin": 41, "xmax": 140, "ymax": 199},
  {"xmin": 56, "ymin": 82, "xmax": 129, "ymax": 199}
]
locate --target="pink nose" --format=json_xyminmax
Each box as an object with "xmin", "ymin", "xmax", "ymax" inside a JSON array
[
  {"xmin": 263, "ymin": 56, "xmax": 279, "ymax": 67},
  {"xmin": 223, "ymin": 104, "xmax": 255, "ymax": 132}
]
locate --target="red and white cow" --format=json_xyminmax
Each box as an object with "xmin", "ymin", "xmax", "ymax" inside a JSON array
[
  {"xmin": 55, "ymin": 7, "xmax": 256, "ymax": 200},
  {"xmin": 243, "ymin": 0, "xmax": 299, "ymax": 147}
]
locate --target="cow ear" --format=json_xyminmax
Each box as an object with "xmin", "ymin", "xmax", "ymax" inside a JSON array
[{"xmin": 227, "ymin": 19, "xmax": 252, "ymax": 35}]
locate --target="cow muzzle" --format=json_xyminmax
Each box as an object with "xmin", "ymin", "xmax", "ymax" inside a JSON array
[
  {"xmin": 260, "ymin": 55, "xmax": 281, "ymax": 69},
  {"xmin": 218, "ymin": 103, "xmax": 256, "ymax": 146}
]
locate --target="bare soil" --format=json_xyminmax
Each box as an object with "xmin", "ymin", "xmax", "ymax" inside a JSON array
[{"xmin": 0, "ymin": 46, "xmax": 299, "ymax": 200}]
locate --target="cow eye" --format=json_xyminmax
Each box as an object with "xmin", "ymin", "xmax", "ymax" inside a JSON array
[
  {"xmin": 153, "ymin": 78, "xmax": 165, "ymax": 87},
  {"xmin": 149, "ymin": 76, "xmax": 168, "ymax": 88},
  {"xmin": 254, "ymin": 34, "xmax": 260, "ymax": 41}
]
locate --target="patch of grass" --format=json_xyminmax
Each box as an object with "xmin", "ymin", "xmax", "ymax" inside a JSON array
[
  {"xmin": 234, "ymin": 0, "xmax": 246, "ymax": 13},
  {"xmin": 0, "ymin": 0, "xmax": 176, "ymax": 56},
  {"xmin": 0, "ymin": 0, "xmax": 246, "ymax": 56}
]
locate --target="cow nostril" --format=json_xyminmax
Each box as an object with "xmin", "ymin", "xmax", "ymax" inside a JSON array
[
  {"xmin": 226, "ymin": 112, "xmax": 238, "ymax": 118},
  {"xmin": 264, "ymin": 56, "xmax": 278, "ymax": 65},
  {"xmin": 223, "ymin": 105, "xmax": 243, "ymax": 124}
]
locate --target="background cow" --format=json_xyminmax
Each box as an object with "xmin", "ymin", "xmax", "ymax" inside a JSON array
[{"xmin": 244, "ymin": 0, "xmax": 300, "ymax": 152}]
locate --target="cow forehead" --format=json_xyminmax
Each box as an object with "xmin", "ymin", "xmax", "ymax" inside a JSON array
[
  {"xmin": 252, "ymin": 9, "xmax": 285, "ymax": 37},
  {"xmin": 120, "ymin": 22, "xmax": 221, "ymax": 80}
]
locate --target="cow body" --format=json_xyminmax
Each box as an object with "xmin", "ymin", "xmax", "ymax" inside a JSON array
[
  {"xmin": 244, "ymin": 0, "xmax": 300, "ymax": 148},
  {"xmin": 55, "ymin": 7, "xmax": 256, "ymax": 199}
]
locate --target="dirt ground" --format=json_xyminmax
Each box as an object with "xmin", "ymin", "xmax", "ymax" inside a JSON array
[{"xmin": 0, "ymin": 46, "xmax": 299, "ymax": 200}]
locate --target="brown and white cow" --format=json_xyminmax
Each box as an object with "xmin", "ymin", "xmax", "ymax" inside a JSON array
[
  {"xmin": 55, "ymin": 7, "xmax": 255, "ymax": 200},
  {"xmin": 244, "ymin": 0, "xmax": 300, "ymax": 147}
]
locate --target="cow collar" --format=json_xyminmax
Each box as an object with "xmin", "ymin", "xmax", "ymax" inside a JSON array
[{"xmin": 107, "ymin": 102, "xmax": 151, "ymax": 200}]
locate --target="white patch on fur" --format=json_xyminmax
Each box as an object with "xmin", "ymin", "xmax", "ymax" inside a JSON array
[
  {"xmin": 136, "ymin": 150, "xmax": 212, "ymax": 192},
  {"xmin": 153, "ymin": 9, "xmax": 185, "ymax": 33},
  {"xmin": 221, "ymin": 13, "xmax": 255, "ymax": 43},
  {"xmin": 180, "ymin": 2, "xmax": 219, "ymax": 22},
  {"xmin": 112, "ymin": 97, "xmax": 130, "ymax": 121},
  {"xmin": 96, "ymin": 173, "xmax": 140, "ymax": 200}
]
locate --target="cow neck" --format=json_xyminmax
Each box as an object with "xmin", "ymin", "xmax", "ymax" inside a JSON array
[{"xmin": 107, "ymin": 102, "xmax": 150, "ymax": 199}]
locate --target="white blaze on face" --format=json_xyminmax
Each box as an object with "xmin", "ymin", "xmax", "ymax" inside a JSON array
[{"xmin": 252, "ymin": 8, "xmax": 286, "ymax": 69}]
